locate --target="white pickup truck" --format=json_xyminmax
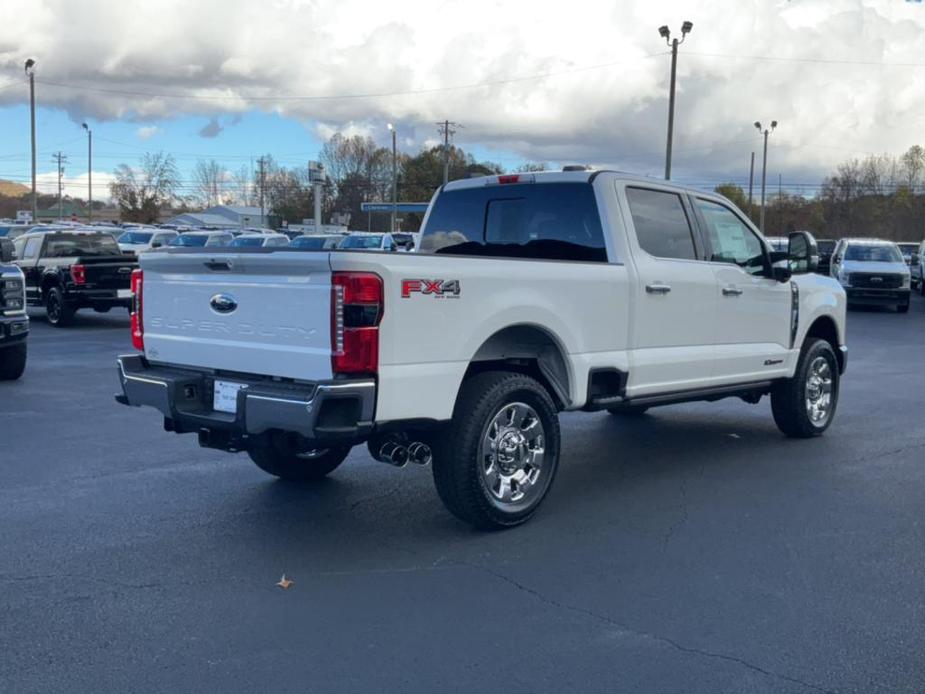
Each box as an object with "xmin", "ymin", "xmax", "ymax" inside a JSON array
[{"xmin": 115, "ymin": 170, "xmax": 847, "ymax": 529}]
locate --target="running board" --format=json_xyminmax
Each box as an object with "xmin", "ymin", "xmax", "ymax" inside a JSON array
[{"xmin": 602, "ymin": 381, "xmax": 774, "ymax": 411}]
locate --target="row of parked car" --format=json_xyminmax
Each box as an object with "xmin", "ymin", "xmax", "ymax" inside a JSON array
[
  {"xmin": 767, "ymin": 234, "xmax": 923, "ymax": 312},
  {"xmin": 0, "ymin": 220, "xmax": 420, "ymax": 255}
]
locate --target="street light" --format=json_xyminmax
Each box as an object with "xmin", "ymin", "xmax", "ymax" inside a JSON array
[
  {"xmin": 387, "ymin": 123, "xmax": 397, "ymax": 233},
  {"xmin": 754, "ymin": 120, "xmax": 778, "ymax": 234},
  {"xmin": 82, "ymin": 123, "xmax": 92, "ymax": 223},
  {"xmin": 659, "ymin": 21, "xmax": 693, "ymax": 180},
  {"xmin": 25, "ymin": 59, "xmax": 36, "ymax": 221}
]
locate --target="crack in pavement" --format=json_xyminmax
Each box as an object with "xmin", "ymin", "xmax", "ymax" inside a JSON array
[
  {"xmin": 463, "ymin": 562, "xmax": 839, "ymax": 694},
  {"xmin": 661, "ymin": 474, "xmax": 690, "ymax": 552}
]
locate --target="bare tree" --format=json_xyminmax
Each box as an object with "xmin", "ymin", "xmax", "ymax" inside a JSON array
[
  {"xmin": 231, "ymin": 164, "xmax": 256, "ymax": 206},
  {"xmin": 515, "ymin": 162, "xmax": 549, "ymax": 173},
  {"xmin": 899, "ymin": 145, "xmax": 925, "ymax": 190},
  {"xmin": 110, "ymin": 152, "xmax": 179, "ymax": 223},
  {"xmin": 192, "ymin": 159, "xmax": 226, "ymax": 208},
  {"xmin": 320, "ymin": 134, "xmax": 392, "ymax": 202}
]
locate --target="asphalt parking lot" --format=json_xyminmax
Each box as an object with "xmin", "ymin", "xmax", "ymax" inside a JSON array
[{"xmin": 2, "ymin": 300, "xmax": 924, "ymax": 694}]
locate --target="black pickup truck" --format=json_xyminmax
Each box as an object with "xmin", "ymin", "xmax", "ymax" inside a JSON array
[
  {"xmin": 12, "ymin": 230, "xmax": 138, "ymax": 327},
  {"xmin": 0, "ymin": 238, "xmax": 28, "ymax": 379}
]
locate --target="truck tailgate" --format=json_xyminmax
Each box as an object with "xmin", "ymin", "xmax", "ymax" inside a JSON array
[
  {"xmin": 139, "ymin": 251, "xmax": 333, "ymax": 381},
  {"xmin": 79, "ymin": 256, "xmax": 137, "ymax": 291}
]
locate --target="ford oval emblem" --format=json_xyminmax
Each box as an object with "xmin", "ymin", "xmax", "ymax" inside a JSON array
[{"xmin": 210, "ymin": 293, "xmax": 238, "ymax": 314}]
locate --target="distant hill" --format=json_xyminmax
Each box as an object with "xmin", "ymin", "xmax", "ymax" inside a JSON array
[{"xmin": 0, "ymin": 180, "xmax": 29, "ymax": 197}]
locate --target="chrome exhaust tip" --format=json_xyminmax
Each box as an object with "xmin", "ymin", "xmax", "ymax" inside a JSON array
[
  {"xmin": 378, "ymin": 441, "xmax": 409, "ymax": 467},
  {"xmin": 407, "ymin": 442, "xmax": 432, "ymax": 466}
]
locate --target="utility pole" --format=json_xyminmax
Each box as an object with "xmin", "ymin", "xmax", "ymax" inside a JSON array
[
  {"xmin": 82, "ymin": 123, "xmax": 92, "ymax": 223},
  {"xmin": 25, "ymin": 59, "xmax": 37, "ymax": 222},
  {"xmin": 387, "ymin": 123, "xmax": 397, "ymax": 233},
  {"xmin": 747, "ymin": 152, "xmax": 755, "ymax": 218},
  {"xmin": 658, "ymin": 21, "xmax": 693, "ymax": 180},
  {"xmin": 52, "ymin": 152, "xmax": 67, "ymax": 220},
  {"xmin": 437, "ymin": 120, "xmax": 462, "ymax": 185},
  {"xmin": 754, "ymin": 120, "xmax": 777, "ymax": 234},
  {"xmin": 257, "ymin": 157, "xmax": 266, "ymax": 223},
  {"xmin": 778, "ymin": 173, "xmax": 783, "ymax": 234}
]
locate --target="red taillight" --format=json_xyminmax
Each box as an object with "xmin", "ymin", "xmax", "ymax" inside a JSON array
[
  {"xmin": 331, "ymin": 271, "xmax": 382, "ymax": 374},
  {"xmin": 130, "ymin": 269, "xmax": 144, "ymax": 351},
  {"xmin": 70, "ymin": 264, "xmax": 86, "ymax": 285},
  {"xmin": 491, "ymin": 173, "xmax": 535, "ymax": 186}
]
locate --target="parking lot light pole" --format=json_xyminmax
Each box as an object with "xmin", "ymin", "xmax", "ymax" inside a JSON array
[
  {"xmin": 25, "ymin": 59, "xmax": 37, "ymax": 221},
  {"xmin": 82, "ymin": 123, "xmax": 92, "ymax": 223},
  {"xmin": 754, "ymin": 120, "xmax": 777, "ymax": 234},
  {"xmin": 387, "ymin": 123, "xmax": 397, "ymax": 233},
  {"xmin": 659, "ymin": 21, "xmax": 693, "ymax": 181}
]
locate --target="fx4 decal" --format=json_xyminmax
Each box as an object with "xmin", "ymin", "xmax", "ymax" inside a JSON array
[{"xmin": 401, "ymin": 279, "xmax": 461, "ymax": 299}]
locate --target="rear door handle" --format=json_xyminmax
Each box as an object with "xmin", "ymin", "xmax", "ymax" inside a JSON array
[
  {"xmin": 722, "ymin": 286, "xmax": 743, "ymax": 296},
  {"xmin": 645, "ymin": 283, "xmax": 672, "ymax": 294}
]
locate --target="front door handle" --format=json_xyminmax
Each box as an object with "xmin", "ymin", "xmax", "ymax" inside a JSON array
[
  {"xmin": 722, "ymin": 286, "xmax": 743, "ymax": 297},
  {"xmin": 645, "ymin": 283, "xmax": 672, "ymax": 295}
]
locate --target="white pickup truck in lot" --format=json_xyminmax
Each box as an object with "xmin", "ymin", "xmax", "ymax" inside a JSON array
[{"xmin": 116, "ymin": 170, "xmax": 847, "ymax": 529}]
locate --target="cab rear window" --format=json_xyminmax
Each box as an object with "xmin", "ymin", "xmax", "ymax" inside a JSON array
[
  {"xmin": 44, "ymin": 234, "xmax": 121, "ymax": 257},
  {"xmin": 420, "ymin": 183, "xmax": 607, "ymax": 262}
]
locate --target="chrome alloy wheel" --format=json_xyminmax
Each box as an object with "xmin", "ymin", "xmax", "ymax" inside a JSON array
[
  {"xmin": 805, "ymin": 356, "xmax": 834, "ymax": 425},
  {"xmin": 479, "ymin": 402, "xmax": 546, "ymax": 507}
]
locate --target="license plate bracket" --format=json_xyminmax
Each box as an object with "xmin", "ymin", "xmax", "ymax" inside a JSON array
[{"xmin": 213, "ymin": 380, "xmax": 245, "ymax": 414}]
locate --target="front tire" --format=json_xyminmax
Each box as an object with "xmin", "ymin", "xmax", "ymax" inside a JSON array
[
  {"xmin": 771, "ymin": 339, "xmax": 839, "ymax": 438},
  {"xmin": 248, "ymin": 442, "xmax": 351, "ymax": 482},
  {"xmin": 45, "ymin": 286, "xmax": 75, "ymax": 327},
  {"xmin": 0, "ymin": 343, "xmax": 27, "ymax": 381},
  {"xmin": 898, "ymin": 301, "xmax": 910, "ymax": 313},
  {"xmin": 432, "ymin": 371, "xmax": 561, "ymax": 530}
]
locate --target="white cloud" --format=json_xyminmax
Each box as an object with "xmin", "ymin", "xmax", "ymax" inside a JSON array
[
  {"xmin": 3, "ymin": 0, "xmax": 925, "ymax": 182},
  {"xmin": 314, "ymin": 121, "xmax": 376, "ymax": 141},
  {"xmin": 136, "ymin": 125, "xmax": 160, "ymax": 140},
  {"xmin": 35, "ymin": 170, "xmax": 117, "ymax": 201}
]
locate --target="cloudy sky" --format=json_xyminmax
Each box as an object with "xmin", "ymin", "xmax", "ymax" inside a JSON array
[{"xmin": 1, "ymin": 0, "xmax": 925, "ymax": 200}]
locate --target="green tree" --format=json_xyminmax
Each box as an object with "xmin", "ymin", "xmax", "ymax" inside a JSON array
[{"xmin": 713, "ymin": 183, "xmax": 749, "ymax": 212}]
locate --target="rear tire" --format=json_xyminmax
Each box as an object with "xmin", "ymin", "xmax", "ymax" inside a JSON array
[
  {"xmin": 771, "ymin": 338, "xmax": 839, "ymax": 438},
  {"xmin": 248, "ymin": 442, "xmax": 350, "ymax": 482},
  {"xmin": 0, "ymin": 343, "xmax": 27, "ymax": 381},
  {"xmin": 432, "ymin": 371, "xmax": 561, "ymax": 530},
  {"xmin": 45, "ymin": 286, "xmax": 75, "ymax": 327},
  {"xmin": 898, "ymin": 301, "xmax": 910, "ymax": 313}
]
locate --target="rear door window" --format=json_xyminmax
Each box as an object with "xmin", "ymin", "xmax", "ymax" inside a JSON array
[
  {"xmin": 624, "ymin": 187, "xmax": 697, "ymax": 260},
  {"xmin": 420, "ymin": 182, "xmax": 607, "ymax": 262}
]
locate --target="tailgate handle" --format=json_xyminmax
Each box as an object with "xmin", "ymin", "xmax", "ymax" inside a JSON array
[{"xmin": 203, "ymin": 260, "xmax": 233, "ymax": 271}]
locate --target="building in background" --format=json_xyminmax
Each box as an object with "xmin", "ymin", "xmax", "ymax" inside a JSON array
[{"xmin": 165, "ymin": 205, "xmax": 271, "ymax": 229}]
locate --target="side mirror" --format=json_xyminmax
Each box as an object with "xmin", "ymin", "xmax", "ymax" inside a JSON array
[
  {"xmin": 0, "ymin": 237, "xmax": 14, "ymax": 262},
  {"xmin": 788, "ymin": 231, "xmax": 819, "ymax": 274},
  {"xmin": 767, "ymin": 251, "xmax": 792, "ymax": 282},
  {"xmin": 151, "ymin": 241, "xmax": 162, "ymax": 248},
  {"xmin": 912, "ymin": 253, "xmax": 920, "ymax": 266}
]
